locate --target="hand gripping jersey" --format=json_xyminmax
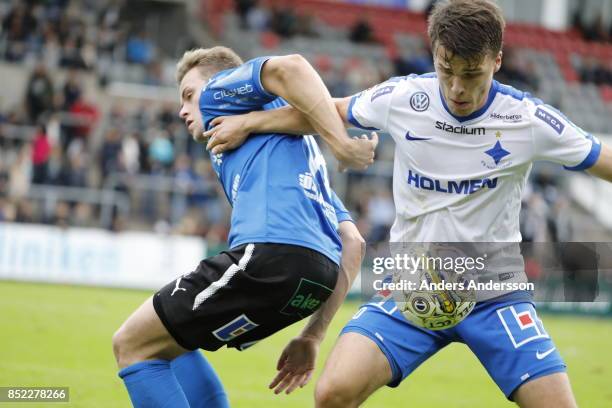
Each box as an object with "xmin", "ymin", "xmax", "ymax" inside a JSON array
[
  {"xmin": 349, "ymin": 74, "xmax": 600, "ymax": 243},
  {"xmin": 199, "ymin": 57, "xmax": 352, "ymax": 264},
  {"xmin": 349, "ymin": 74, "xmax": 601, "ymax": 297}
]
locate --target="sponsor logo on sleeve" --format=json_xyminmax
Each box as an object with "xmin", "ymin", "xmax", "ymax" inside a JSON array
[
  {"xmin": 535, "ymin": 107, "xmax": 565, "ymax": 135},
  {"xmin": 371, "ymin": 85, "xmax": 395, "ymax": 102}
]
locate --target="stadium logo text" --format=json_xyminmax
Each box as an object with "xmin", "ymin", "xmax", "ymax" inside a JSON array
[
  {"xmin": 407, "ymin": 169, "xmax": 498, "ymax": 194},
  {"xmin": 213, "ymin": 84, "xmax": 254, "ymax": 100},
  {"xmin": 410, "ymin": 92, "xmax": 430, "ymax": 112},
  {"xmin": 435, "ymin": 121, "xmax": 486, "ymax": 135}
]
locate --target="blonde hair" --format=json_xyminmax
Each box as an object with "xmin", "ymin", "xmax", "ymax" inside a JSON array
[{"xmin": 176, "ymin": 46, "xmax": 243, "ymax": 84}]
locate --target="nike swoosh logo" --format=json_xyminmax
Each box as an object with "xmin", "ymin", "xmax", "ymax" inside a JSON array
[
  {"xmin": 536, "ymin": 347, "xmax": 556, "ymax": 360},
  {"xmin": 405, "ymin": 131, "xmax": 431, "ymax": 141}
]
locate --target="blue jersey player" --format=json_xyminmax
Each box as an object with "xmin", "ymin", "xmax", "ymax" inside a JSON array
[
  {"xmin": 112, "ymin": 47, "xmax": 378, "ymax": 407},
  {"xmin": 205, "ymin": 1, "xmax": 612, "ymax": 407}
]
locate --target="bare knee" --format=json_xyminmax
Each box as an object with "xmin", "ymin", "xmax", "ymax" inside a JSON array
[
  {"xmin": 111, "ymin": 297, "xmax": 186, "ymax": 369},
  {"xmin": 314, "ymin": 376, "xmax": 360, "ymax": 408},
  {"xmin": 112, "ymin": 324, "xmax": 138, "ymax": 369}
]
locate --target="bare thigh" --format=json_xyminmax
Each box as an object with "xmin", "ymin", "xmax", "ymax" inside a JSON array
[
  {"xmin": 513, "ymin": 372, "xmax": 577, "ymax": 408},
  {"xmin": 112, "ymin": 296, "xmax": 189, "ymax": 369}
]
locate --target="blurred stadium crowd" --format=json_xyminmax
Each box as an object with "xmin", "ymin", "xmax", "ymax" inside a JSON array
[{"xmin": 0, "ymin": 0, "xmax": 611, "ymax": 245}]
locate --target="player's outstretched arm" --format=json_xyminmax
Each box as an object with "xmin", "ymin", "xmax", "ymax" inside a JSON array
[
  {"xmin": 587, "ymin": 143, "xmax": 612, "ymax": 182},
  {"xmin": 205, "ymin": 54, "xmax": 376, "ymax": 169},
  {"xmin": 268, "ymin": 221, "xmax": 365, "ymax": 395}
]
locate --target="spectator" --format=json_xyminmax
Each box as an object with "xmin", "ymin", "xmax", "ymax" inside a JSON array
[
  {"xmin": 349, "ymin": 19, "xmax": 376, "ymax": 44},
  {"xmin": 394, "ymin": 45, "xmax": 433, "ymax": 76},
  {"xmin": 126, "ymin": 30, "xmax": 155, "ymax": 64},
  {"xmin": 367, "ymin": 187, "xmax": 395, "ymax": 243},
  {"xmin": 121, "ymin": 133, "xmax": 140, "ymax": 174},
  {"xmin": 269, "ymin": 5, "xmax": 297, "ymax": 38},
  {"xmin": 62, "ymin": 70, "xmax": 82, "ymax": 110},
  {"xmin": 72, "ymin": 202, "xmax": 94, "ymax": 228},
  {"xmin": 41, "ymin": 27, "xmax": 61, "ymax": 68},
  {"xmin": 246, "ymin": 4, "xmax": 269, "ymax": 32},
  {"xmin": 15, "ymin": 199, "xmax": 36, "ymax": 224},
  {"xmin": 62, "ymin": 153, "xmax": 88, "ymax": 188},
  {"xmin": 579, "ymin": 57, "xmax": 612, "ymax": 86},
  {"xmin": 495, "ymin": 48, "xmax": 537, "ymax": 91},
  {"xmin": 65, "ymin": 91, "xmax": 99, "ymax": 147},
  {"xmin": 25, "ymin": 64, "xmax": 55, "ymax": 123},
  {"xmin": 100, "ymin": 127, "xmax": 123, "ymax": 178},
  {"xmin": 9, "ymin": 144, "xmax": 31, "ymax": 199},
  {"xmin": 148, "ymin": 130, "xmax": 174, "ymax": 170},
  {"xmin": 295, "ymin": 13, "xmax": 319, "ymax": 38},
  {"xmin": 51, "ymin": 201, "xmax": 71, "ymax": 228},
  {"xmin": 59, "ymin": 36, "xmax": 87, "ymax": 69},
  {"xmin": 235, "ymin": 0, "xmax": 258, "ymax": 29},
  {"xmin": 2, "ymin": 3, "xmax": 36, "ymax": 61},
  {"xmin": 31, "ymin": 125, "xmax": 52, "ymax": 184}
]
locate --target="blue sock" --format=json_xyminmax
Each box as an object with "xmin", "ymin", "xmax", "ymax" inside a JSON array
[
  {"xmin": 119, "ymin": 360, "xmax": 190, "ymax": 408},
  {"xmin": 171, "ymin": 350, "xmax": 230, "ymax": 408}
]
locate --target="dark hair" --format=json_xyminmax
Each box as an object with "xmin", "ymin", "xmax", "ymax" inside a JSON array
[{"xmin": 428, "ymin": 0, "xmax": 505, "ymax": 62}]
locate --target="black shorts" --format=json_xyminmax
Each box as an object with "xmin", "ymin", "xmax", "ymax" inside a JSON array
[{"xmin": 153, "ymin": 243, "xmax": 339, "ymax": 351}]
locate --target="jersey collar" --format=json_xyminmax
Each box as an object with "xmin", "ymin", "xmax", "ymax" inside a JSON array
[{"xmin": 439, "ymin": 80, "xmax": 499, "ymax": 123}]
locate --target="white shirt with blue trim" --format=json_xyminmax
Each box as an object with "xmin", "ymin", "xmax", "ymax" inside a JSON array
[{"xmin": 349, "ymin": 74, "xmax": 601, "ymax": 243}]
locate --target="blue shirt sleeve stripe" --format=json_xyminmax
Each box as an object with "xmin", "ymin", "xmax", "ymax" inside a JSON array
[
  {"xmin": 347, "ymin": 95, "xmax": 378, "ymax": 131},
  {"xmin": 564, "ymin": 135, "xmax": 602, "ymax": 171},
  {"xmin": 331, "ymin": 190, "xmax": 353, "ymax": 223},
  {"xmin": 252, "ymin": 57, "xmax": 276, "ymax": 99}
]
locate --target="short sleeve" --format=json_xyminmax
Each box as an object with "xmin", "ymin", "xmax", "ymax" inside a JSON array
[
  {"xmin": 347, "ymin": 77, "xmax": 401, "ymax": 132},
  {"xmin": 200, "ymin": 56, "xmax": 277, "ymax": 119},
  {"xmin": 331, "ymin": 190, "xmax": 353, "ymax": 224},
  {"xmin": 532, "ymin": 104, "xmax": 601, "ymax": 171}
]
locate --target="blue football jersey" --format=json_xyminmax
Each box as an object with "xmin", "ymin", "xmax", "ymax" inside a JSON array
[{"xmin": 199, "ymin": 56, "xmax": 351, "ymax": 264}]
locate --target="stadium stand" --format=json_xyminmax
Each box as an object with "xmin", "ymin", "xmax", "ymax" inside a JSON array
[{"xmin": 0, "ymin": 0, "xmax": 611, "ymax": 245}]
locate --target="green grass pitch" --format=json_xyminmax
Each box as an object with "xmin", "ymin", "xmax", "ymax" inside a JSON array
[{"xmin": 1, "ymin": 280, "xmax": 611, "ymax": 407}]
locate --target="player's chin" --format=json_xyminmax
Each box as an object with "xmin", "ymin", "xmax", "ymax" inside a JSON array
[
  {"xmin": 451, "ymin": 106, "xmax": 472, "ymax": 116},
  {"xmin": 192, "ymin": 130, "xmax": 207, "ymax": 144}
]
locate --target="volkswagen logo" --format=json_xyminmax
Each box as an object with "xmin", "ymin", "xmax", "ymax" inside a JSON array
[{"xmin": 410, "ymin": 92, "xmax": 430, "ymax": 112}]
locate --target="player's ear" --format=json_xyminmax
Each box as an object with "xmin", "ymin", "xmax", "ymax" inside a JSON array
[{"xmin": 494, "ymin": 51, "xmax": 502, "ymax": 73}]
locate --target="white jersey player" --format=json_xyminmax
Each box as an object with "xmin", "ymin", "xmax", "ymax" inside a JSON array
[{"xmin": 349, "ymin": 73, "xmax": 600, "ymax": 243}]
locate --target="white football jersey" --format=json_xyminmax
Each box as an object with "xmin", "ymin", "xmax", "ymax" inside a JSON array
[{"xmin": 349, "ymin": 74, "xmax": 601, "ymax": 243}]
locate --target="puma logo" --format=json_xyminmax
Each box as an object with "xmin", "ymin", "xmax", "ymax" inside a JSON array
[{"xmin": 171, "ymin": 277, "xmax": 187, "ymax": 296}]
